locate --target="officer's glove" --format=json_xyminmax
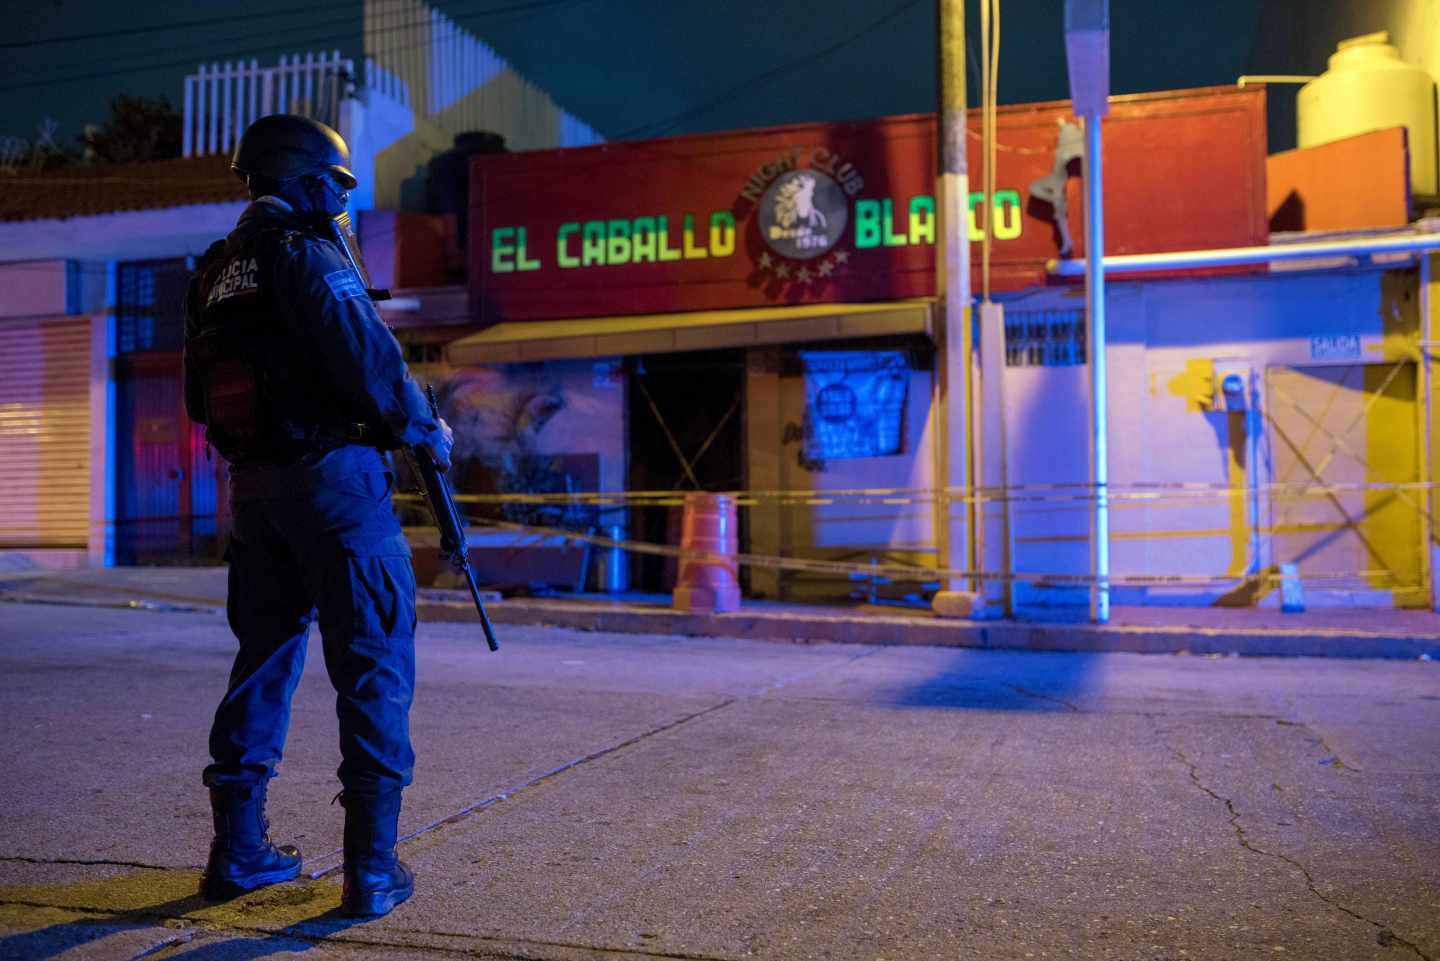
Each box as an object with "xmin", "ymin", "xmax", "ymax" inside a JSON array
[{"xmin": 419, "ymin": 418, "xmax": 454, "ymax": 472}]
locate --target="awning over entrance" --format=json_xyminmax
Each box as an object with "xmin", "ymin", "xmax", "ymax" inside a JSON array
[{"xmin": 445, "ymin": 300, "xmax": 935, "ymax": 365}]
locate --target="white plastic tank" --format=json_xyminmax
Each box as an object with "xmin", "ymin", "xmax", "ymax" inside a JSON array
[{"xmin": 1298, "ymin": 31, "xmax": 1438, "ymax": 198}]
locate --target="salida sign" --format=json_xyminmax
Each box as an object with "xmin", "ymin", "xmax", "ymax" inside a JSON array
[{"xmin": 470, "ymin": 87, "xmax": 1265, "ymax": 323}]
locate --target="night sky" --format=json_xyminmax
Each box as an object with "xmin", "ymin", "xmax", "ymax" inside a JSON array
[{"xmin": 4, "ymin": 0, "xmax": 1277, "ymax": 148}]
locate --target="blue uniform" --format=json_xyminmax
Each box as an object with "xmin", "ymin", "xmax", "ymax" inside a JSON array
[{"xmin": 185, "ymin": 198, "xmax": 437, "ymax": 797}]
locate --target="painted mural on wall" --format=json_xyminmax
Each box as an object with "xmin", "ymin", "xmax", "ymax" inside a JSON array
[
  {"xmin": 405, "ymin": 361, "xmax": 622, "ymax": 530},
  {"xmin": 799, "ymin": 350, "xmax": 909, "ymax": 462}
]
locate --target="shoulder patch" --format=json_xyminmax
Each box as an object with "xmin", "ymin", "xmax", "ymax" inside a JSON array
[
  {"xmin": 323, "ymin": 268, "xmax": 366, "ymax": 302},
  {"xmin": 206, "ymin": 255, "xmax": 261, "ymax": 306}
]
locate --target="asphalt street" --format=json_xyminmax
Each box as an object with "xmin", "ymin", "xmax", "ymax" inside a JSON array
[{"xmin": 0, "ymin": 599, "xmax": 1437, "ymax": 961}]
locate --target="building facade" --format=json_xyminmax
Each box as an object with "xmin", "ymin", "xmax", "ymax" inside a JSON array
[
  {"xmin": 5, "ymin": 66, "xmax": 1437, "ymax": 613},
  {"xmin": 0, "ymin": 0, "xmax": 598, "ymax": 572},
  {"xmin": 432, "ymin": 84, "xmax": 1440, "ymax": 610}
]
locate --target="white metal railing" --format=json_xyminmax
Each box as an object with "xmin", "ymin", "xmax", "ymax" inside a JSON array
[
  {"xmin": 179, "ymin": 7, "xmax": 601, "ymax": 161},
  {"xmin": 363, "ymin": 0, "xmax": 600, "ymax": 148},
  {"xmin": 363, "ymin": 57, "xmax": 411, "ymax": 110},
  {"xmin": 560, "ymin": 112, "xmax": 602, "ymax": 148},
  {"xmin": 182, "ymin": 51, "xmax": 356, "ymax": 158},
  {"xmin": 423, "ymin": 3, "xmax": 504, "ymax": 116}
]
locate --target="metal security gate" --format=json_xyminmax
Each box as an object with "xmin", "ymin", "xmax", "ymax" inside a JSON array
[
  {"xmin": 628, "ymin": 349, "xmax": 745, "ymax": 593},
  {"xmin": 114, "ymin": 354, "xmax": 228, "ymax": 565},
  {"xmin": 0, "ymin": 315, "xmax": 93, "ymax": 551},
  {"xmin": 113, "ymin": 259, "xmax": 225, "ymax": 564},
  {"xmin": 1264, "ymin": 361, "xmax": 1426, "ymax": 606}
]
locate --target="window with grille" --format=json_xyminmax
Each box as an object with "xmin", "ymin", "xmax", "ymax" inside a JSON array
[
  {"xmin": 117, "ymin": 259, "xmax": 191, "ymax": 354},
  {"xmin": 1004, "ymin": 309, "xmax": 1087, "ymax": 367}
]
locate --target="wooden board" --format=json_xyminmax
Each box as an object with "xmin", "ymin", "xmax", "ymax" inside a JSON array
[{"xmin": 1267, "ymin": 127, "xmax": 1411, "ymax": 233}]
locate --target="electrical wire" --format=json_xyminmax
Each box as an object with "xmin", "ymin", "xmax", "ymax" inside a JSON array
[
  {"xmin": 0, "ymin": 0, "xmax": 359, "ymax": 50},
  {"xmin": 0, "ymin": 0, "xmax": 583, "ymax": 93},
  {"xmin": 1, "ymin": 0, "xmax": 575, "ymax": 93},
  {"xmin": 7, "ymin": 0, "xmax": 914, "ymax": 147},
  {"xmin": 1, "ymin": 0, "xmax": 570, "ymax": 52},
  {"xmin": 980, "ymin": 0, "xmax": 990, "ymax": 302},
  {"xmin": 984, "ymin": 0, "xmax": 996, "ymax": 301},
  {"xmin": 3, "ymin": 12, "xmax": 345, "ymax": 80},
  {"xmin": 979, "ymin": 0, "xmax": 1000, "ymax": 302},
  {"xmin": 612, "ymin": 0, "xmax": 925, "ymax": 141},
  {"xmin": 2, "ymin": 4, "xmax": 525, "ymax": 87}
]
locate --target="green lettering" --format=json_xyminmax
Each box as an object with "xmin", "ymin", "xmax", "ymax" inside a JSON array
[
  {"xmin": 557, "ymin": 223, "xmax": 581, "ymax": 268},
  {"xmin": 657, "ymin": 216, "xmax": 682, "ymax": 262},
  {"xmin": 994, "ymin": 190, "xmax": 1023, "ymax": 240},
  {"xmin": 882, "ymin": 199, "xmax": 907, "ymax": 247},
  {"xmin": 908, "ymin": 195, "xmax": 936, "ymax": 245},
  {"xmin": 516, "ymin": 227, "xmax": 541, "ymax": 271},
  {"xmin": 632, "ymin": 216, "xmax": 658, "ymax": 263},
  {"xmin": 855, "ymin": 199, "xmax": 881, "ymax": 248},
  {"xmin": 709, "ymin": 211, "xmax": 736, "ymax": 257},
  {"xmin": 606, "ymin": 219, "xmax": 632, "ymax": 265},
  {"xmin": 682, "ymin": 213, "xmax": 708, "ymax": 259},
  {"xmin": 967, "ymin": 193, "xmax": 985, "ymax": 242},
  {"xmin": 582, "ymin": 221, "xmax": 606, "ymax": 267},
  {"xmin": 491, "ymin": 227, "xmax": 516, "ymax": 273}
]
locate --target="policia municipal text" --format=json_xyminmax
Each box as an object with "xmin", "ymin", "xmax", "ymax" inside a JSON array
[{"xmin": 183, "ymin": 115, "xmax": 454, "ymax": 919}]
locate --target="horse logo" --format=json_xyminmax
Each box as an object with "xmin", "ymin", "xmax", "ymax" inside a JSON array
[{"xmin": 758, "ymin": 169, "xmax": 848, "ymax": 261}]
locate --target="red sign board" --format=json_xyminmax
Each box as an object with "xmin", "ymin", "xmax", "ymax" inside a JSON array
[{"xmin": 469, "ymin": 85, "xmax": 1267, "ymax": 323}]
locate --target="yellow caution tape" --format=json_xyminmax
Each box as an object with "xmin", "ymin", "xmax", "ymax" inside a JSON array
[{"xmin": 396, "ymin": 506, "xmax": 1405, "ymax": 589}]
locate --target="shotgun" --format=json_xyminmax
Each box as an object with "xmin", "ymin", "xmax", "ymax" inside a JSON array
[{"xmin": 407, "ymin": 384, "xmax": 499, "ymax": 651}]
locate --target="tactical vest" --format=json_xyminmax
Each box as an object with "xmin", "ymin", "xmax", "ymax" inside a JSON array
[{"xmin": 186, "ymin": 226, "xmax": 366, "ymax": 466}]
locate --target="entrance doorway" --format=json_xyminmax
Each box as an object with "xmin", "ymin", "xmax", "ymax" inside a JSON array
[
  {"xmin": 114, "ymin": 354, "xmax": 226, "ymax": 565},
  {"xmin": 627, "ymin": 349, "xmax": 745, "ymax": 593},
  {"xmin": 1264, "ymin": 361, "xmax": 1426, "ymax": 606},
  {"xmin": 112, "ymin": 258, "xmax": 225, "ymax": 565}
]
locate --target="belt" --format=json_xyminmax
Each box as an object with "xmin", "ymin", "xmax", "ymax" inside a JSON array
[{"xmin": 229, "ymin": 445, "xmax": 392, "ymax": 499}]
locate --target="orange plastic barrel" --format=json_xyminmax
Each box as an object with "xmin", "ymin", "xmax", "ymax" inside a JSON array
[{"xmin": 672, "ymin": 492, "xmax": 741, "ymax": 612}]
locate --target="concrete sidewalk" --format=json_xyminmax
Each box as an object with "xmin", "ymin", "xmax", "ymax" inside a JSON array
[{"xmin": 3, "ymin": 565, "xmax": 1440, "ymax": 658}]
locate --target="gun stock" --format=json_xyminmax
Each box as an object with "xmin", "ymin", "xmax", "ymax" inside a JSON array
[{"xmin": 408, "ymin": 386, "xmax": 499, "ymax": 652}]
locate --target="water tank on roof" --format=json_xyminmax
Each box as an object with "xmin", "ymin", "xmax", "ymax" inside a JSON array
[
  {"xmin": 426, "ymin": 131, "xmax": 507, "ymax": 248},
  {"xmin": 1298, "ymin": 31, "xmax": 1438, "ymax": 198}
]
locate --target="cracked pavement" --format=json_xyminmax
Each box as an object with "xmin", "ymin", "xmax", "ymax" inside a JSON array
[{"xmin": 1, "ymin": 602, "xmax": 1437, "ymax": 960}]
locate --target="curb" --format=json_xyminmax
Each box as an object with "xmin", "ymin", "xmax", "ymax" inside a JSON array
[
  {"xmin": 6, "ymin": 579, "xmax": 1438, "ymax": 659},
  {"xmin": 417, "ymin": 600, "xmax": 1440, "ymax": 660}
]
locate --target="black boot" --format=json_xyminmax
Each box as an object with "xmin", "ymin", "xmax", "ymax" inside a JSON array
[
  {"xmin": 340, "ymin": 789, "xmax": 414, "ymax": 918},
  {"xmin": 201, "ymin": 784, "xmax": 302, "ymax": 899}
]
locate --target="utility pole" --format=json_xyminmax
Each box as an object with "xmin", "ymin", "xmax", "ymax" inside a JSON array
[
  {"xmin": 1064, "ymin": 0, "xmax": 1111, "ymax": 622},
  {"xmin": 932, "ymin": 0, "xmax": 974, "ymax": 614}
]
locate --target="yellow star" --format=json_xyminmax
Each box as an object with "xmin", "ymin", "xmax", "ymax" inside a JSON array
[{"xmin": 833, "ymin": 248, "xmax": 850, "ymax": 265}]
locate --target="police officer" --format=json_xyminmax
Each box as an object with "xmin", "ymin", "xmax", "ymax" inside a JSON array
[{"xmin": 184, "ymin": 114, "xmax": 452, "ymax": 919}]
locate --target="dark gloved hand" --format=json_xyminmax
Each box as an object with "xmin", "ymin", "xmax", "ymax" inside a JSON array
[
  {"xmin": 419, "ymin": 418, "xmax": 454, "ymax": 472},
  {"xmin": 420, "ymin": 417, "xmax": 452, "ymax": 469}
]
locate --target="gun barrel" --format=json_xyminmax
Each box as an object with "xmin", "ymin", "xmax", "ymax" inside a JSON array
[
  {"xmin": 462, "ymin": 561, "xmax": 501, "ymax": 651},
  {"xmin": 411, "ymin": 382, "xmax": 499, "ymax": 652}
]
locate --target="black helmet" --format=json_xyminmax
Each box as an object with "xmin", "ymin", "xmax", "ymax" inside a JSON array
[{"xmin": 231, "ymin": 114, "xmax": 357, "ymax": 189}]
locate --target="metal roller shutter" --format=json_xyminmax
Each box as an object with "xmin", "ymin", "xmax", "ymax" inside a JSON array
[{"xmin": 0, "ymin": 315, "xmax": 93, "ymax": 549}]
